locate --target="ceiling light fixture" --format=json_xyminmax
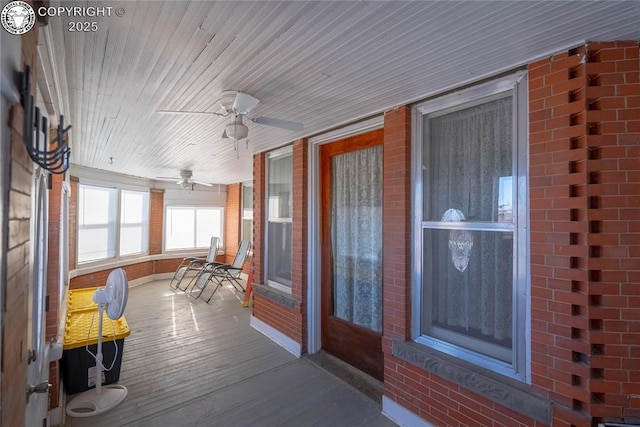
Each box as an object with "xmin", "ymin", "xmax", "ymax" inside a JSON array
[{"xmin": 224, "ymin": 115, "xmax": 249, "ymax": 140}]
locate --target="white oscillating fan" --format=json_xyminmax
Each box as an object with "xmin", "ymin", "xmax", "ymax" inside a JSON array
[{"xmin": 66, "ymin": 268, "xmax": 129, "ymax": 417}]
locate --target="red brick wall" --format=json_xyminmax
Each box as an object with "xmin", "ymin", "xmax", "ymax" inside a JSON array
[
  {"xmin": 1, "ymin": 21, "xmax": 38, "ymax": 427},
  {"xmin": 291, "ymin": 139, "xmax": 308, "ymax": 351},
  {"xmin": 252, "ymin": 152, "xmax": 266, "ymax": 284},
  {"xmin": 149, "ymin": 188, "xmax": 164, "ymax": 255},
  {"xmin": 383, "ymin": 41, "xmax": 639, "ymax": 427},
  {"xmin": 70, "ymin": 261, "xmax": 154, "ymax": 289},
  {"xmin": 68, "ymin": 176, "xmax": 78, "ymax": 269},
  {"xmin": 381, "ymin": 106, "xmax": 413, "ymax": 346},
  {"xmin": 251, "ymin": 141, "xmax": 307, "ymax": 347},
  {"xmin": 379, "ymin": 107, "xmax": 533, "ymax": 427},
  {"xmin": 528, "ymin": 41, "xmax": 639, "ymax": 424}
]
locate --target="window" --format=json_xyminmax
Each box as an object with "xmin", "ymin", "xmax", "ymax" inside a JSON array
[
  {"xmin": 414, "ymin": 73, "xmax": 528, "ymax": 380},
  {"xmin": 120, "ymin": 190, "xmax": 149, "ymax": 256},
  {"xmin": 242, "ymin": 184, "xmax": 253, "ymax": 244},
  {"xmin": 77, "ymin": 185, "xmax": 149, "ymax": 263},
  {"xmin": 266, "ymin": 147, "xmax": 292, "ymax": 290},
  {"xmin": 165, "ymin": 206, "xmax": 223, "ymax": 251},
  {"xmin": 78, "ymin": 185, "xmax": 117, "ymax": 263}
]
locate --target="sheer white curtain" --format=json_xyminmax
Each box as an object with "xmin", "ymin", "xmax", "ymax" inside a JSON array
[
  {"xmin": 332, "ymin": 146, "xmax": 382, "ymax": 332},
  {"xmin": 425, "ymin": 96, "xmax": 514, "ymax": 352}
]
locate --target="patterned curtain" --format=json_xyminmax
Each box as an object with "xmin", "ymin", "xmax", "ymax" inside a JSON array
[
  {"xmin": 331, "ymin": 145, "xmax": 383, "ymax": 333},
  {"xmin": 425, "ymin": 96, "xmax": 514, "ymax": 351}
]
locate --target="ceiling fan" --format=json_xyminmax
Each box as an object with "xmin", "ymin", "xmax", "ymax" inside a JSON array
[
  {"xmin": 155, "ymin": 170, "xmax": 212, "ymax": 189},
  {"xmin": 158, "ymin": 91, "xmax": 304, "ymax": 151}
]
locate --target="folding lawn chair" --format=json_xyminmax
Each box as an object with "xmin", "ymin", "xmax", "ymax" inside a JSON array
[
  {"xmin": 169, "ymin": 236, "xmax": 220, "ymax": 290},
  {"xmin": 189, "ymin": 240, "xmax": 251, "ymax": 303}
]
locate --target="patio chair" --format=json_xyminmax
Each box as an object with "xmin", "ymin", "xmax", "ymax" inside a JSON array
[
  {"xmin": 189, "ymin": 240, "xmax": 251, "ymax": 303},
  {"xmin": 169, "ymin": 236, "xmax": 220, "ymax": 291}
]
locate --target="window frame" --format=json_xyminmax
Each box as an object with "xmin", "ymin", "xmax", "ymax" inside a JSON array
[
  {"xmin": 77, "ymin": 184, "xmax": 118, "ymax": 264},
  {"xmin": 119, "ymin": 189, "xmax": 150, "ymax": 257},
  {"xmin": 163, "ymin": 205, "xmax": 225, "ymax": 252},
  {"xmin": 411, "ymin": 72, "xmax": 529, "ymax": 382},
  {"xmin": 265, "ymin": 145, "xmax": 293, "ymax": 293},
  {"xmin": 241, "ymin": 182, "xmax": 254, "ymax": 247},
  {"xmin": 77, "ymin": 183, "xmax": 150, "ymax": 265}
]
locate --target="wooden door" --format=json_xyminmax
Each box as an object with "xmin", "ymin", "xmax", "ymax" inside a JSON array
[{"xmin": 320, "ymin": 129, "xmax": 384, "ymax": 380}]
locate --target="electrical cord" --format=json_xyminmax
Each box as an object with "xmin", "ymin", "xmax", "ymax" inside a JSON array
[{"xmin": 84, "ymin": 310, "xmax": 119, "ymax": 372}]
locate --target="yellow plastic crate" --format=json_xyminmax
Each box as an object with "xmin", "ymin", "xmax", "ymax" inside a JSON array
[
  {"xmin": 66, "ymin": 287, "xmax": 99, "ymax": 312},
  {"xmin": 64, "ymin": 308, "xmax": 130, "ymax": 350}
]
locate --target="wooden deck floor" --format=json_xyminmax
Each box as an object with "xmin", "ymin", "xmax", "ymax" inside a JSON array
[{"xmin": 66, "ymin": 279, "xmax": 396, "ymax": 427}]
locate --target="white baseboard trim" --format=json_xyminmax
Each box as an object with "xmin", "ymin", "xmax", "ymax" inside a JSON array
[
  {"xmin": 382, "ymin": 396, "xmax": 434, "ymax": 427},
  {"xmin": 250, "ymin": 315, "xmax": 301, "ymax": 358}
]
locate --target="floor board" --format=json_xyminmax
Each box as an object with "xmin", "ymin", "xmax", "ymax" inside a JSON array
[{"xmin": 66, "ymin": 279, "xmax": 396, "ymax": 427}]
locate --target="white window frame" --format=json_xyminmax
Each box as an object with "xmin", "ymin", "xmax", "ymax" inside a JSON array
[
  {"xmin": 163, "ymin": 205, "xmax": 224, "ymax": 252},
  {"xmin": 77, "ymin": 184, "xmax": 150, "ymax": 265},
  {"xmin": 265, "ymin": 146, "xmax": 293, "ymax": 293},
  {"xmin": 241, "ymin": 182, "xmax": 254, "ymax": 246},
  {"xmin": 119, "ymin": 189, "xmax": 150, "ymax": 256},
  {"xmin": 412, "ymin": 72, "xmax": 529, "ymax": 382}
]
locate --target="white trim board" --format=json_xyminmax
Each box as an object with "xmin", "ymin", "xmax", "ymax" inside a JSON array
[
  {"xmin": 382, "ymin": 396, "xmax": 434, "ymax": 427},
  {"xmin": 250, "ymin": 315, "xmax": 302, "ymax": 358}
]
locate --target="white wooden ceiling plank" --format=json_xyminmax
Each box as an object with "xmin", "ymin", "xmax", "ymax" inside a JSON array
[
  {"xmin": 45, "ymin": 1, "xmax": 640, "ymax": 184},
  {"xmin": 136, "ymin": 2, "xmax": 216, "ymax": 110},
  {"xmin": 173, "ymin": 2, "xmax": 315, "ymax": 112}
]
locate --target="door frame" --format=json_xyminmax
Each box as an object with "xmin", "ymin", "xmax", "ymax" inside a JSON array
[{"xmin": 306, "ymin": 116, "xmax": 384, "ymax": 355}]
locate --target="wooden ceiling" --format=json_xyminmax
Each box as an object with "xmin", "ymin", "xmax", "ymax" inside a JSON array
[{"xmin": 37, "ymin": 1, "xmax": 640, "ymax": 185}]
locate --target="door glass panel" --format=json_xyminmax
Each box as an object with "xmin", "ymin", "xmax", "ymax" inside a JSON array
[{"xmin": 331, "ymin": 145, "xmax": 382, "ymax": 332}]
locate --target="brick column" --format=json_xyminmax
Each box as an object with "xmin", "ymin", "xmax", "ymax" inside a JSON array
[
  {"xmin": 291, "ymin": 138, "xmax": 308, "ymax": 351},
  {"xmin": 148, "ymin": 188, "xmax": 164, "ymax": 255},
  {"xmin": 381, "ymin": 106, "xmax": 413, "ymax": 406},
  {"xmin": 528, "ymin": 41, "xmax": 639, "ymax": 424},
  {"xmin": 252, "ymin": 152, "xmax": 266, "ymax": 284},
  {"xmin": 225, "ymin": 183, "xmax": 241, "ymax": 262},
  {"xmin": 382, "ymin": 106, "xmax": 413, "ymax": 345},
  {"xmin": 68, "ymin": 176, "xmax": 79, "ymax": 270}
]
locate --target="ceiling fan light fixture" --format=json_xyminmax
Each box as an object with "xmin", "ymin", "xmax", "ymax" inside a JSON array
[
  {"xmin": 225, "ymin": 120, "xmax": 248, "ymax": 140},
  {"xmin": 180, "ymin": 181, "xmax": 191, "ymax": 189}
]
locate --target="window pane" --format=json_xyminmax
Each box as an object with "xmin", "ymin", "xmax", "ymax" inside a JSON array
[
  {"xmin": 121, "ymin": 190, "xmax": 146, "ymax": 223},
  {"xmin": 119, "ymin": 225, "xmax": 143, "ymax": 256},
  {"xmin": 78, "ymin": 185, "xmax": 116, "ymax": 263},
  {"xmin": 267, "ymin": 151, "xmax": 292, "ymax": 288},
  {"xmin": 78, "ymin": 228, "xmax": 114, "ymax": 262},
  {"xmin": 243, "ymin": 185, "xmax": 253, "ymax": 212},
  {"xmin": 267, "ymin": 221, "xmax": 292, "ymax": 287},
  {"xmin": 422, "ymin": 228, "xmax": 513, "ymax": 362},
  {"xmin": 196, "ymin": 209, "xmax": 222, "ymax": 248},
  {"xmin": 165, "ymin": 208, "xmax": 195, "ymax": 250},
  {"xmin": 79, "ymin": 186, "xmax": 113, "ymax": 225},
  {"xmin": 424, "ymin": 95, "xmax": 512, "ymax": 223},
  {"xmin": 268, "ymin": 154, "xmax": 292, "ymax": 219},
  {"xmin": 120, "ymin": 190, "xmax": 148, "ymax": 255}
]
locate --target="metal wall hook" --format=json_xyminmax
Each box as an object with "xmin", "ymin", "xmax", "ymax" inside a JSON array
[{"xmin": 20, "ymin": 65, "xmax": 71, "ymax": 175}]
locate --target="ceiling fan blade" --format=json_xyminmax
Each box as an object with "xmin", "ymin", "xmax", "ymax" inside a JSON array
[
  {"xmin": 191, "ymin": 180, "xmax": 213, "ymax": 187},
  {"xmin": 251, "ymin": 116, "xmax": 304, "ymax": 131},
  {"xmin": 233, "ymin": 92, "xmax": 260, "ymax": 114},
  {"xmin": 157, "ymin": 110, "xmax": 226, "ymax": 117},
  {"xmin": 155, "ymin": 177, "xmax": 181, "ymax": 181}
]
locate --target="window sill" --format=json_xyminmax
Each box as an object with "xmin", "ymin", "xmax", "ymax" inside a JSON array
[
  {"xmin": 71, "ymin": 252, "xmax": 213, "ymax": 278},
  {"xmin": 392, "ymin": 340, "xmax": 552, "ymax": 424},
  {"xmin": 253, "ymin": 283, "xmax": 296, "ymax": 309}
]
